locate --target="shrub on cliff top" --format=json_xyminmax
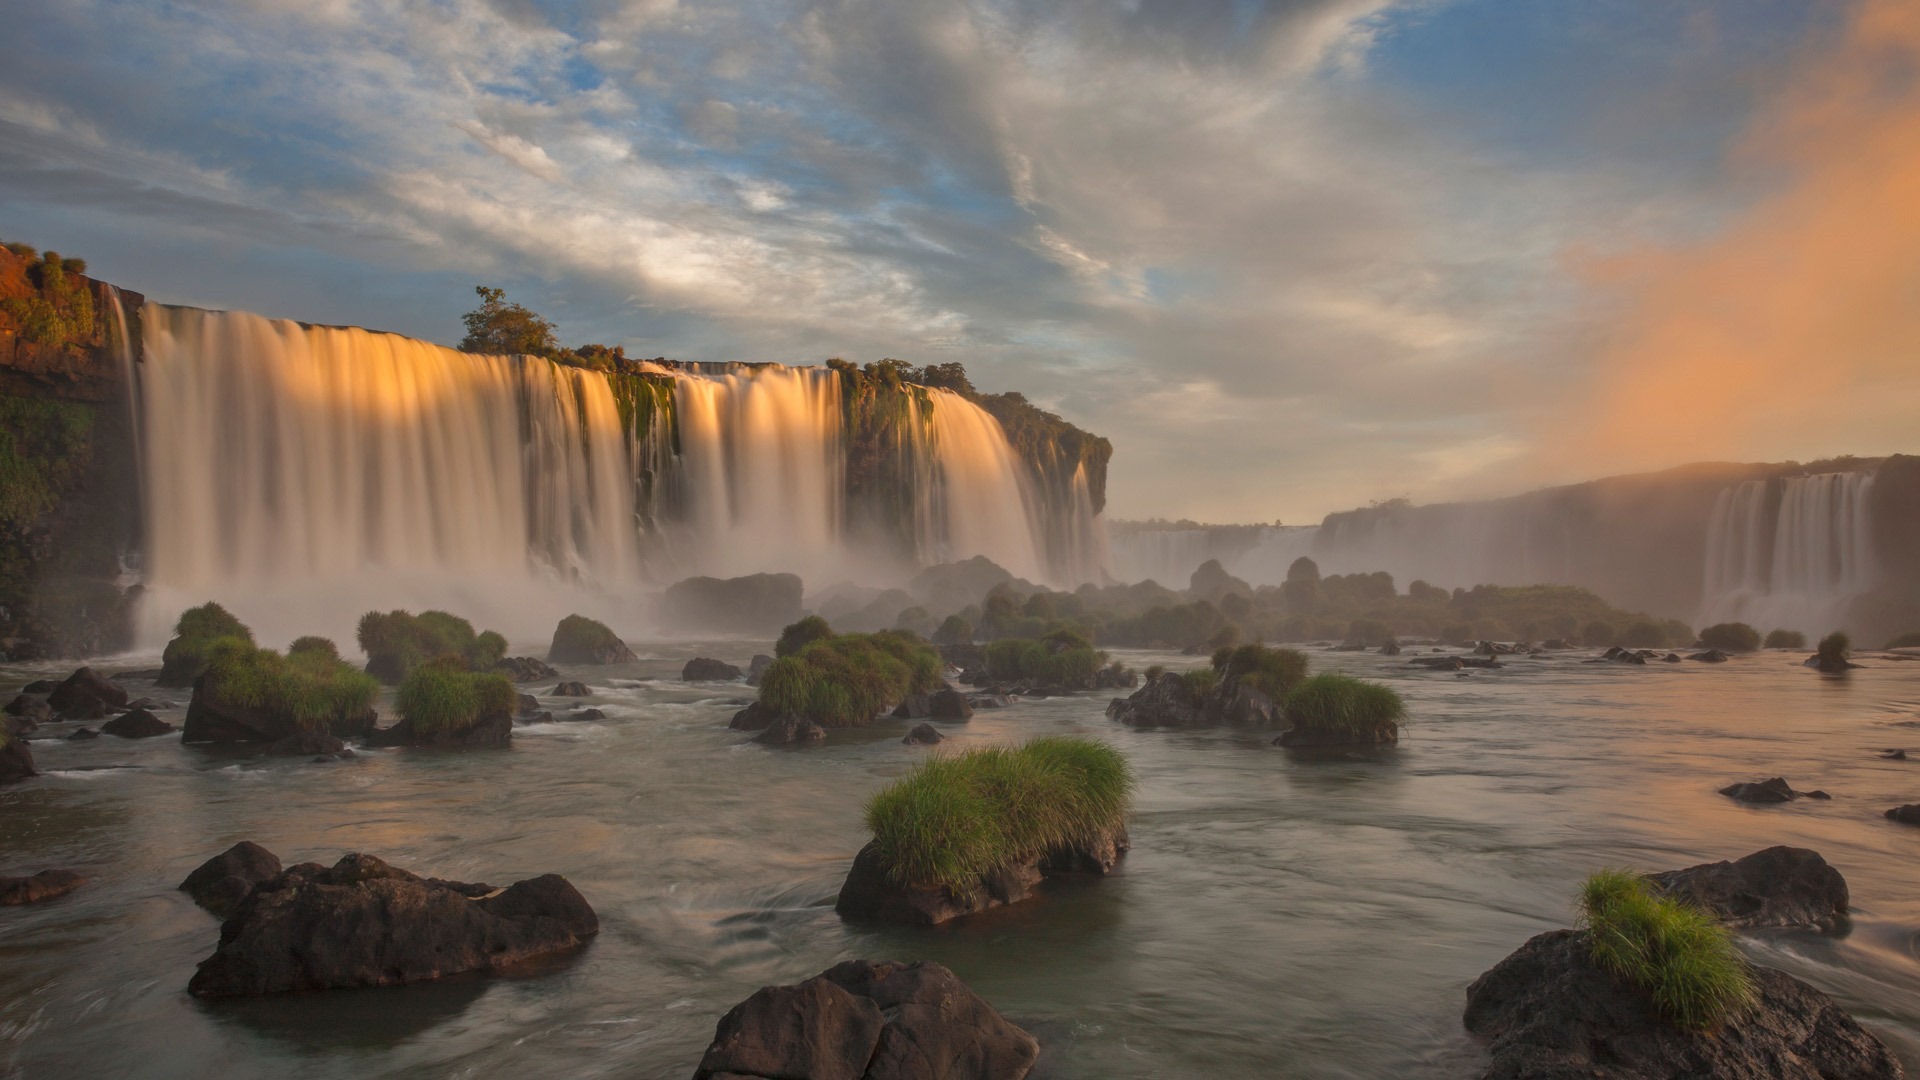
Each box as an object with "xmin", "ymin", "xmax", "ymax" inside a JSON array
[
  {"xmin": 1283, "ymin": 673, "xmax": 1404, "ymax": 742},
  {"xmin": 775, "ymin": 615, "xmax": 835, "ymax": 658},
  {"xmin": 1765, "ymin": 629, "xmax": 1807, "ymax": 650},
  {"xmin": 397, "ymin": 661, "xmax": 517, "ymax": 737},
  {"xmin": 356, "ymin": 609, "xmax": 505, "ymax": 683},
  {"xmin": 1213, "ymin": 643, "xmax": 1309, "ymax": 699},
  {"xmin": 159, "ymin": 602, "xmax": 255, "ymax": 687},
  {"xmin": 863, "ymin": 737, "xmax": 1133, "ymax": 896},
  {"xmin": 1698, "ymin": 622, "xmax": 1762, "ymax": 652},
  {"xmin": 1577, "ymin": 869, "xmax": 1755, "ymax": 1032},
  {"xmin": 197, "ymin": 639, "xmax": 379, "ymax": 734},
  {"xmin": 758, "ymin": 629, "xmax": 942, "ymax": 727}
]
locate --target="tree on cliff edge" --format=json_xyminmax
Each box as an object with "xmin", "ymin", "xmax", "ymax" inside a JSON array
[{"xmin": 459, "ymin": 285, "xmax": 559, "ymax": 357}]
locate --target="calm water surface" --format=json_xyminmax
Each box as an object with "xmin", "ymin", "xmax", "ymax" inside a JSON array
[{"xmin": 5, "ymin": 644, "xmax": 1920, "ymax": 1078}]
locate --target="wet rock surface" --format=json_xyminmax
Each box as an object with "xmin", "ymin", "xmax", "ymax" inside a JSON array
[
  {"xmin": 755, "ymin": 715, "xmax": 827, "ymax": 745},
  {"xmin": 901, "ymin": 723, "xmax": 943, "ymax": 746},
  {"xmin": 835, "ymin": 827, "xmax": 1127, "ymax": 926},
  {"xmin": 186, "ymin": 853, "xmax": 597, "ymax": 997},
  {"xmin": 683, "ymin": 658, "xmax": 744, "ymax": 682},
  {"xmin": 1720, "ymin": 777, "xmax": 1829, "ymax": 803},
  {"xmin": 0, "ymin": 868, "xmax": 85, "ymax": 905},
  {"xmin": 492, "ymin": 656, "xmax": 559, "ymax": 682},
  {"xmin": 102, "ymin": 708, "xmax": 174, "ymax": 738},
  {"xmin": 690, "ymin": 959, "xmax": 1039, "ymax": 1080},
  {"xmin": 179, "ymin": 841, "xmax": 285, "ymax": 918},
  {"xmin": 1648, "ymin": 846, "xmax": 1849, "ymax": 931}
]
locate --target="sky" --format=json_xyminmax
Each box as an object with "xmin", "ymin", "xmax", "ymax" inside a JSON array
[{"xmin": 2, "ymin": 0, "xmax": 1915, "ymax": 524}]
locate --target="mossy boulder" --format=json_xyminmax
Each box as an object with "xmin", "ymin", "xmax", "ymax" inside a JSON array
[
  {"xmin": 159, "ymin": 602, "xmax": 254, "ymax": 687},
  {"xmin": 756, "ymin": 630, "xmax": 943, "ymax": 728},
  {"xmin": 545, "ymin": 615, "xmax": 636, "ymax": 665},
  {"xmin": 367, "ymin": 663, "xmax": 514, "ymax": 748},
  {"xmin": 183, "ymin": 640, "xmax": 379, "ymax": 745},
  {"xmin": 355, "ymin": 609, "xmax": 507, "ymax": 684}
]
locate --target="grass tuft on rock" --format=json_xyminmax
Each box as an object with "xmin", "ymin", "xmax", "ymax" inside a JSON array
[
  {"xmin": 863, "ymin": 737, "xmax": 1133, "ymax": 896},
  {"xmin": 775, "ymin": 615, "xmax": 835, "ymax": 658},
  {"xmin": 287, "ymin": 636, "xmax": 340, "ymax": 661},
  {"xmin": 159, "ymin": 602, "xmax": 256, "ymax": 686},
  {"xmin": 1283, "ymin": 673, "xmax": 1403, "ymax": 742},
  {"xmin": 396, "ymin": 661, "xmax": 517, "ymax": 736},
  {"xmin": 758, "ymin": 629, "xmax": 943, "ymax": 727},
  {"xmin": 1577, "ymin": 869, "xmax": 1756, "ymax": 1032},
  {"xmin": 1816, "ymin": 632, "xmax": 1851, "ymax": 666},
  {"xmin": 356, "ymin": 609, "xmax": 505, "ymax": 682},
  {"xmin": 1213, "ymin": 643, "xmax": 1308, "ymax": 699},
  {"xmin": 197, "ymin": 638, "xmax": 379, "ymax": 733},
  {"xmin": 983, "ymin": 628, "xmax": 1107, "ymax": 688},
  {"xmin": 1179, "ymin": 666, "xmax": 1218, "ymax": 698}
]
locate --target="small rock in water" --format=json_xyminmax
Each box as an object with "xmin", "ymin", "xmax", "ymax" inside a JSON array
[
  {"xmin": 551, "ymin": 681, "xmax": 590, "ymax": 697},
  {"xmin": 21, "ymin": 680, "xmax": 58, "ymax": 694},
  {"xmin": 102, "ymin": 708, "xmax": 175, "ymax": 739},
  {"xmin": 681, "ymin": 657, "xmax": 742, "ymax": 682},
  {"xmin": 1648, "ymin": 846, "xmax": 1849, "ymax": 930},
  {"xmin": 572, "ymin": 708, "xmax": 606, "ymax": 722},
  {"xmin": 515, "ymin": 693, "xmax": 540, "ymax": 714},
  {"xmin": 1719, "ymin": 777, "xmax": 1817, "ymax": 803},
  {"xmin": 492, "ymin": 656, "xmax": 558, "ymax": 683},
  {"xmin": 1885, "ymin": 804, "xmax": 1920, "ymax": 825},
  {"xmin": 180, "ymin": 841, "xmax": 284, "ymax": 918},
  {"xmin": 66, "ymin": 727, "xmax": 100, "ymax": 741},
  {"xmin": 928, "ymin": 688, "xmax": 974, "ymax": 721},
  {"xmin": 902, "ymin": 723, "xmax": 944, "ymax": 746},
  {"xmin": 0, "ymin": 868, "xmax": 85, "ymax": 906},
  {"xmin": 754, "ymin": 715, "xmax": 827, "ymax": 745},
  {"xmin": 890, "ymin": 692, "xmax": 932, "ymax": 719}
]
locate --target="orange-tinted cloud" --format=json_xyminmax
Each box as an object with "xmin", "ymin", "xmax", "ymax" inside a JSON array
[{"xmin": 1544, "ymin": 0, "xmax": 1920, "ymax": 473}]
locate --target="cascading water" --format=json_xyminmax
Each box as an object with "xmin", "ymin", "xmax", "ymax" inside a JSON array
[
  {"xmin": 1697, "ymin": 472, "xmax": 1879, "ymax": 635},
  {"xmin": 134, "ymin": 306, "xmax": 1101, "ymax": 646}
]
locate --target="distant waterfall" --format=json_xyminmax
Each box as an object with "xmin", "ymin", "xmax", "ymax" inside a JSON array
[
  {"xmin": 1698, "ymin": 472, "xmax": 1879, "ymax": 635},
  {"xmin": 135, "ymin": 306, "xmax": 1098, "ymax": 644}
]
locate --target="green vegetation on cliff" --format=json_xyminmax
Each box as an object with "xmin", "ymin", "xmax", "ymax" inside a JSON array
[
  {"xmin": 1, "ymin": 249, "xmax": 96, "ymax": 349},
  {"xmin": 0, "ymin": 394, "xmax": 93, "ymax": 529},
  {"xmin": 1577, "ymin": 870, "xmax": 1754, "ymax": 1032},
  {"xmin": 757, "ymin": 629, "xmax": 943, "ymax": 727},
  {"xmin": 863, "ymin": 737, "xmax": 1132, "ymax": 896}
]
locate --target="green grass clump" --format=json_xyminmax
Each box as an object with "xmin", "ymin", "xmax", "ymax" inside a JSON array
[
  {"xmin": 1764, "ymin": 629, "xmax": 1807, "ymax": 650},
  {"xmin": 159, "ymin": 601, "xmax": 256, "ymax": 687},
  {"xmin": 1816, "ymin": 632, "xmax": 1851, "ymax": 665},
  {"xmin": 1179, "ymin": 666, "xmax": 1218, "ymax": 698},
  {"xmin": 356, "ymin": 609, "xmax": 504, "ymax": 682},
  {"xmin": 1283, "ymin": 673, "xmax": 1404, "ymax": 742},
  {"xmin": 758, "ymin": 629, "xmax": 943, "ymax": 727},
  {"xmin": 863, "ymin": 737, "xmax": 1133, "ymax": 895},
  {"xmin": 983, "ymin": 629, "xmax": 1108, "ymax": 688},
  {"xmin": 1698, "ymin": 622, "xmax": 1762, "ymax": 652},
  {"xmin": 775, "ymin": 615, "xmax": 835, "ymax": 658},
  {"xmin": 1577, "ymin": 870, "xmax": 1756, "ymax": 1032},
  {"xmin": 197, "ymin": 639, "xmax": 379, "ymax": 733},
  {"xmin": 287, "ymin": 636, "xmax": 340, "ymax": 660},
  {"xmin": 396, "ymin": 661, "xmax": 517, "ymax": 736},
  {"xmin": 1213, "ymin": 643, "xmax": 1308, "ymax": 699}
]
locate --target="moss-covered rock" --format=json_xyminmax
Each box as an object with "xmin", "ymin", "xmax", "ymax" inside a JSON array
[
  {"xmin": 355, "ymin": 609, "xmax": 507, "ymax": 683},
  {"xmin": 159, "ymin": 602, "xmax": 255, "ymax": 687},
  {"xmin": 545, "ymin": 614, "xmax": 636, "ymax": 665},
  {"xmin": 369, "ymin": 663, "xmax": 515, "ymax": 748},
  {"xmin": 183, "ymin": 640, "xmax": 380, "ymax": 744}
]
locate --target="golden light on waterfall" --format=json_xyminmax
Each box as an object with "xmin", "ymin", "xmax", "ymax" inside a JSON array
[{"xmin": 1543, "ymin": 0, "xmax": 1920, "ymax": 472}]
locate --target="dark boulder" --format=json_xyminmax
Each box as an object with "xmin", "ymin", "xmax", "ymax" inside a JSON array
[
  {"xmin": 890, "ymin": 693, "xmax": 932, "ymax": 720},
  {"xmin": 755, "ymin": 715, "xmax": 827, "ymax": 745},
  {"xmin": 492, "ymin": 656, "xmax": 559, "ymax": 682},
  {"xmin": 1661, "ymin": 652, "xmax": 1683, "ymax": 662},
  {"xmin": 183, "ymin": 682, "xmax": 376, "ymax": 745},
  {"xmin": 66, "ymin": 727, "xmax": 99, "ymax": 741},
  {"xmin": 186, "ymin": 853, "xmax": 598, "ymax": 997},
  {"xmin": 1648, "ymin": 847, "xmax": 1849, "ymax": 931},
  {"xmin": 1106, "ymin": 672, "xmax": 1206, "ymax": 728},
  {"xmin": 683, "ymin": 657, "xmax": 743, "ymax": 682},
  {"xmin": 0, "ymin": 734, "xmax": 35, "ymax": 782},
  {"xmin": 836, "ymin": 828, "xmax": 1127, "ymax": 926},
  {"xmin": 571, "ymin": 708, "xmax": 607, "ymax": 722},
  {"xmin": 0, "ymin": 869, "xmax": 85, "ymax": 905},
  {"xmin": 179, "ymin": 841, "xmax": 285, "ymax": 918},
  {"xmin": 928, "ymin": 689, "xmax": 973, "ymax": 721},
  {"xmin": 47, "ymin": 667, "xmax": 128, "ymax": 714},
  {"xmin": 902, "ymin": 723, "xmax": 944, "ymax": 746},
  {"xmin": 1885, "ymin": 804, "xmax": 1920, "ymax": 825},
  {"xmin": 516, "ymin": 693, "xmax": 540, "ymax": 714},
  {"xmin": 263, "ymin": 731, "xmax": 346, "ymax": 757},
  {"xmin": 551, "ymin": 681, "xmax": 591, "ymax": 697},
  {"xmin": 729, "ymin": 700, "xmax": 779, "ymax": 731},
  {"xmin": 692, "ymin": 974, "xmax": 885, "ymax": 1080},
  {"xmin": 5, "ymin": 693, "xmax": 51, "ymax": 725},
  {"xmin": 1806, "ymin": 653, "xmax": 1861, "ymax": 673},
  {"xmin": 1719, "ymin": 777, "xmax": 1828, "ymax": 803},
  {"xmin": 1687, "ymin": 649, "xmax": 1730, "ymax": 662},
  {"xmin": 56, "ymin": 694, "xmax": 109, "ymax": 720},
  {"xmin": 1378, "ymin": 642, "xmax": 1402, "ymax": 656},
  {"xmin": 1463, "ymin": 928, "xmax": 1899, "ymax": 1080},
  {"xmin": 745, "ymin": 654, "xmax": 775, "ymax": 686},
  {"xmin": 546, "ymin": 616, "xmax": 639, "ymax": 665},
  {"xmin": 21, "ymin": 679, "xmax": 57, "ymax": 694},
  {"xmin": 102, "ymin": 708, "xmax": 174, "ymax": 738}
]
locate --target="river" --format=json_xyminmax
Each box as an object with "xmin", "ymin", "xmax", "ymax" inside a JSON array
[{"xmin": 4, "ymin": 644, "xmax": 1920, "ymax": 1077}]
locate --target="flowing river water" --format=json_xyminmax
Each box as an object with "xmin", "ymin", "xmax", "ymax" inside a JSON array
[{"xmin": 5, "ymin": 644, "xmax": 1920, "ymax": 1078}]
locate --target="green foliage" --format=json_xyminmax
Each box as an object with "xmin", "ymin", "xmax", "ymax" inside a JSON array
[
  {"xmin": 1287, "ymin": 557, "xmax": 1321, "ymax": 583},
  {"xmin": 160, "ymin": 602, "xmax": 257, "ymax": 686},
  {"xmin": 1214, "ymin": 644, "xmax": 1309, "ymax": 699},
  {"xmin": 397, "ymin": 661, "xmax": 517, "ymax": 736},
  {"xmin": 1144, "ymin": 663, "xmax": 1166, "ymax": 682},
  {"xmin": 1699, "ymin": 622, "xmax": 1762, "ymax": 652},
  {"xmin": 1887, "ymin": 631, "xmax": 1920, "ymax": 650},
  {"xmin": 287, "ymin": 636, "xmax": 340, "ymax": 660},
  {"xmin": 0, "ymin": 395, "xmax": 94, "ymax": 530},
  {"xmin": 931, "ymin": 614, "xmax": 973, "ymax": 645},
  {"xmin": 863, "ymin": 737, "xmax": 1133, "ymax": 895},
  {"xmin": 1179, "ymin": 666, "xmax": 1219, "ymax": 698},
  {"xmin": 1284, "ymin": 673, "xmax": 1404, "ymax": 742},
  {"xmin": 458, "ymin": 285, "xmax": 559, "ymax": 357},
  {"xmin": 199, "ymin": 639, "xmax": 380, "ymax": 733},
  {"xmin": 1765, "ymin": 629, "xmax": 1808, "ymax": 650},
  {"xmin": 1817, "ymin": 632, "xmax": 1851, "ymax": 665},
  {"xmin": 758, "ymin": 629, "xmax": 943, "ymax": 727},
  {"xmin": 775, "ymin": 615, "xmax": 835, "ymax": 658},
  {"xmin": 1577, "ymin": 870, "xmax": 1755, "ymax": 1032},
  {"xmin": 1621, "ymin": 621, "xmax": 1667, "ymax": 648},
  {"xmin": 2, "ymin": 251, "xmax": 96, "ymax": 348},
  {"xmin": 984, "ymin": 630, "xmax": 1108, "ymax": 688},
  {"xmin": 1582, "ymin": 620, "xmax": 1616, "ymax": 647},
  {"xmin": 355, "ymin": 608, "xmax": 504, "ymax": 682},
  {"xmin": 1, "ymin": 241, "xmax": 34, "ymax": 259}
]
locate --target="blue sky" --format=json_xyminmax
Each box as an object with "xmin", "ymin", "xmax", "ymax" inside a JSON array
[{"xmin": 0, "ymin": 0, "xmax": 1889, "ymax": 522}]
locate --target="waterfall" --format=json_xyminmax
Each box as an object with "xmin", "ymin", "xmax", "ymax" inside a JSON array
[
  {"xmin": 134, "ymin": 305, "xmax": 1100, "ymax": 646},
  {"xmin": 1698, "ymin": 472, "xmax": 1879, "ymax": 635}
]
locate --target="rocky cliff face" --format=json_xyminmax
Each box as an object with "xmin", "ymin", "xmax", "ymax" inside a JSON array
[{"xmin": 0, "ymin": 245, "xmax": 143, "ymax": 659}]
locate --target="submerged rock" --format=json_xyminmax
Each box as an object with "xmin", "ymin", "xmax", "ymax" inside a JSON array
[
  {"xmin": 928, "ymin": 688, "xmax": 973, "ymax": 721},
  {"xmin": 492, "ymin": 656, "xmax": 559, "ymax": 682},
  {"xmin": 1463, "ymin": 928, "xmax": 1899, "ymax": 1080},
  {"xmin": 755, "ymin": 715, "xmax": 827, "ymax": 745},
  {"xmin": 682, "ymin": 657, "xmax": 743, "ymax": 682},
  {"xmin": 47, "ymin": 667, "xmax": 128, "ymax": 715},
  {"xmin": 551, "ymin": 681, "xmax": 591, "ymax": 697},
  {"xmin": 690, "ymin": 959, "xmax": 1039, "ymax": 1080},
  {"xmin": 902, "ymin": 723, "xmax": 944, "ymax": 746},
  {"xmin": 1648, "ymin": 847, "xmax": 1849, "ymax": 931},
  {"xmin": 835, "ymin": 828, "xmax": 1127, "ymax": 926},
  {"xmin": 1719, "ymin": 777, "xmax": 1829, "ymax": 803},
  {"xmin": 180, "ymin": 841, "xmax": 285, "ymax": 918},
  {"xmin": 186, "ymin": 853, "xmax": 598, "ymax": 997},
  {"xmin": 516, "ymin": 693, "xmax": 540, "ymax": 715},
  {"xmin": 102, "ymin": 708, "xmax": 174, "ymax": 738},
  {"xmin": 729, "ymin": 700, "xmax": 778, "ymax": 731},
  {"xmin": 0, "ymin": 868, "xmax": 85, "ymax": 905},
  {"xmin": 5, "ymin": 693, "xmax": 51, "ymax": 727},
  {"xmin": 0, "ymin": 734, "xmax": 36, "ymax": 782},
  {"xmin": 1884, "ymin": 804, "xmax": 1920, "ymax": 825},
  {"xmin": 65, "ymin": 727, "xmax": 99, "ymax": 741},
  {"xmin": 1687, "ymin": 649, "xmax": 1730, "ymax": 663}
]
